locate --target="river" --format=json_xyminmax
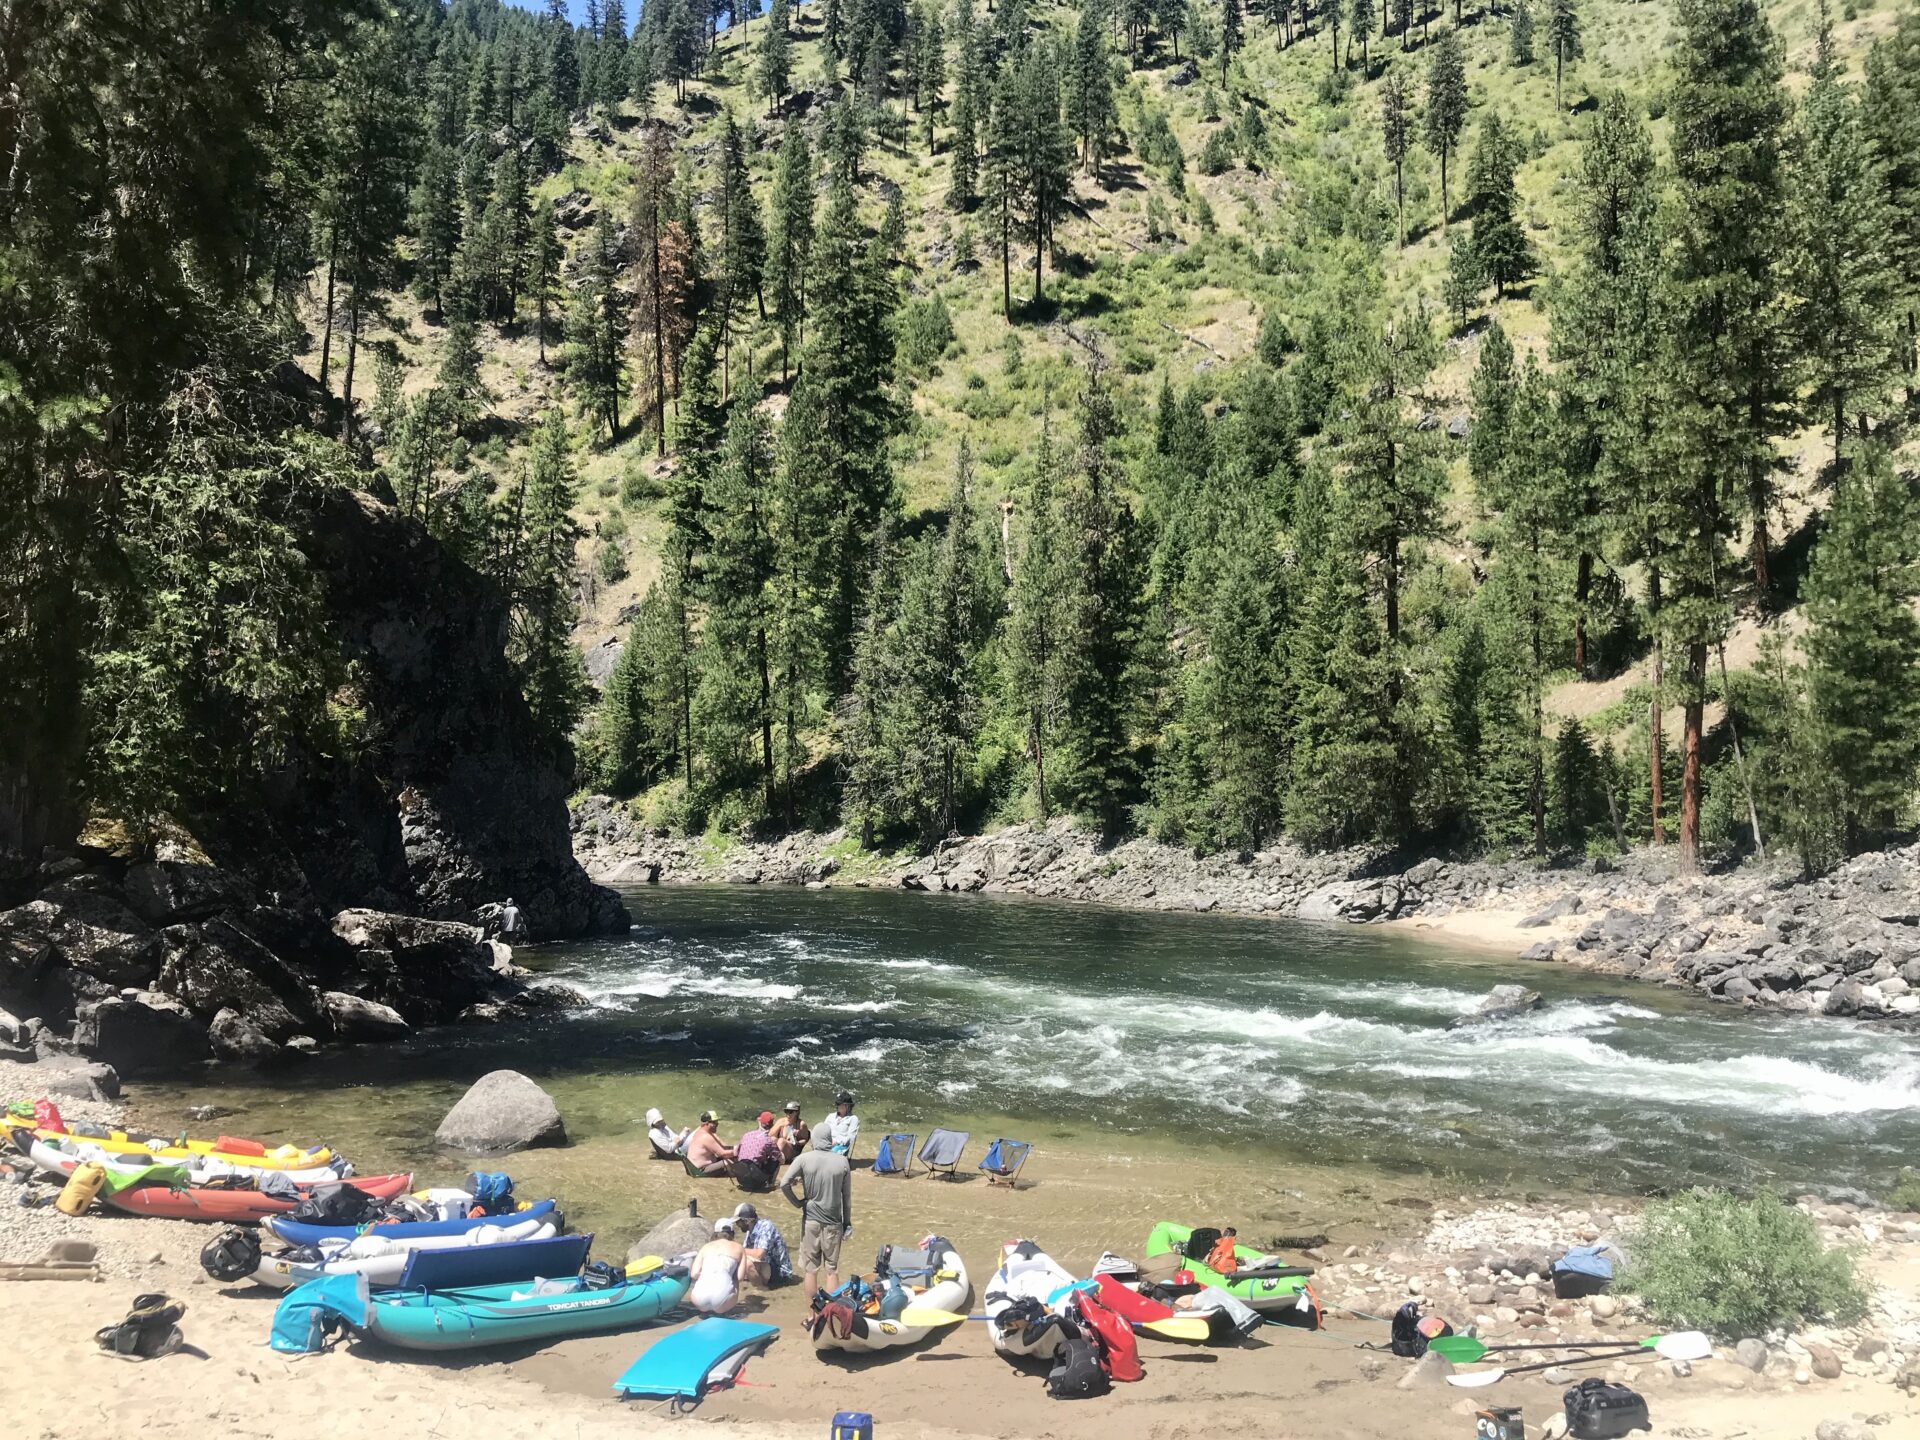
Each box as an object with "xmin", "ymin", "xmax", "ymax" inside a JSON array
[{"xmin": 142, "ymin": 885, "xmax": 1920, "ymax": 1232}]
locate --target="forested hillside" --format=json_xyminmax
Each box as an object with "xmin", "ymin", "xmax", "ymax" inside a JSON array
[{"xmin": 7, "ymin": 0, "xmax": 1920, "ymax": 885}]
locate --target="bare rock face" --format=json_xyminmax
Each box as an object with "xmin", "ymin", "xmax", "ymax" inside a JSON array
[
  {"xmin": 434, "ymin": 1069, "xmax": 566, "ymax": 1154},
  {"xmin": 320, "ymin": 990, "xmax": 410, "ymax": 1043}
]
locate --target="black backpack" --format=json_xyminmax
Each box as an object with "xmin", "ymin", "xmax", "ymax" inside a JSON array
[
  {"xmin": 1563, "ymin": 1379, "xmax": 1650, "ymax": 1439},
  {"xmin": 199, "ymin": 1228, "xmax": 262, "ymax": 1283},
  {"xmin": 1045, "ymin": 1336, "xmax": 1110, "ymax": 1400},
  {"xmin": 285, "ymin": 1182, "xmax": 379, "ymax": 1227},
  {"xmin": 1182, "ymin": 1227, "xmax": 1223, "ymax": 1262},
  {"xmin": 1389, "ymin": 1301, "xmax": 1451, "ymax": 1358}
]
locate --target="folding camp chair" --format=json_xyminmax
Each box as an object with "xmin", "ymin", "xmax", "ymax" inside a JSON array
[
  {"xmin": 914, "ymin": 1128, "xmax": 970, "ymax": 1180},
  {"xmin": 871, "ymin": 1132, "xmax": 915, "ymax": 1177},
  {"xmin": 979, "ymin": 1138, "xmax": 1032, "ymax": 1189}
]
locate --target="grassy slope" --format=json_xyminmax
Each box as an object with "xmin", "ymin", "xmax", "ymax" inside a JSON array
[{"xmin": 344, "ymin": 0, "xmax": 1917, "ymax": 718}]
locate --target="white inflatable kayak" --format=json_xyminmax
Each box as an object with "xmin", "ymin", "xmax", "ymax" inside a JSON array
[
  {"xmin": 29, "ymin": 1136, "xmax": 348, "ymax": 1188},
  {"xmin": 244, "ymin": 1215, "xmax": 560, "ymax": 1289},
  {"xmin": 984, "ymin": 1239, "xmax": 1079, "ymax": 1360},
  {"xmin": 809, "ymin": 1239, "xmax": 971, "ymax": 1353}
]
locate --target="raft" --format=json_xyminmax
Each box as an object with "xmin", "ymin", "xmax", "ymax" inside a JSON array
[
  {"xmin": 352, "ymin": 1265, "xmax": 690, "ymax": 1352},
  {"xmin": 243, "ymin": 1222, "xmax": 573, "ymax": 1290},
  {"xmin": 983, "ymin": 1240, "xmax": 1078, "ymax": 1361},
  {"xmin": 103, "ymin": 1172, "xmax": 413, "ymax": 1223},
  {"xmin": 808, "ymin": 1240, "xmax": 970, "ymax": 1354},
  {"xmin": 14, "ymin": 1123, "xmax": 341, "ymax": 1172},
  {"xmin": 27, "ymin": 1135, "xmax": 347, "ymax": 1188},
  {"xmin": 266, "ymin": 1198, "xmax": 559, "ymax": 1248},
  {"xmin": 1143, "ymin": 1222, "xmax": 1315, "ymax": 1315}
]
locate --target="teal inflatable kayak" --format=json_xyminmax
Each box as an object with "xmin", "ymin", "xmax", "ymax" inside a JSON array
[
  {"xmin": 1144, "ymin": 1221, "xmax": 1316, "ymax": 1316},
  {"xmin": 355, "ymin": 1265, "xmax": 691, "ymax": 1352}
]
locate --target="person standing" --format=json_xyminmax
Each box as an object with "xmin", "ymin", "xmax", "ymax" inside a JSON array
[
  {"xmin": 499, "ymin": 898, "xmax": 522, "ymax": 938},
  {"xmin": 778, "ymin": 1144, "xmax": 852, "ymax": 1303},
  {"xmin": 734, "ymin": 1111, "xmax": 781, "ymax": 1190},
  {"xmin": 770, "ymin": 1100, "xmax": 810, "ymax": 1162},
  {"xmin": 814, "ymin": 1091, "xmax": 860, "ymax": 1155}
]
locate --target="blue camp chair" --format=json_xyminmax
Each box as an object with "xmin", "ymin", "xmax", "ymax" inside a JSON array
[
  {"xmin": 871, "ymin": 1132, "xmax": 915, "ymax": 1176},
  {"xmin": 915, "ymin": 1128, "xmax": 970, "ymax": 1180},
  {"xmin": 979, "ymin": 1138, "xmax": 1032, "ymax": 1189}
]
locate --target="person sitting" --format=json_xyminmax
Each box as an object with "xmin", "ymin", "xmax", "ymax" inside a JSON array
[
  {"xmin": 684, "ymin": 1112, "xmax": 735, "ymax": 1177},
  {"xmin": 1206, "ymin": 1226, "xmax": 1242, "ymax": 1275},
  {"xmin": 645, "ymin": 1107, "xmax": 690, "ymax": 1160},
  {"xmin": 734, "ymin": 1111, "xmax": 781, "ymax": 1191},
  {"xmin": 688, "ymin": 1219, "xmax": 745, "ymax": 1314},
  {"xmin": 770, "ymin": 1100, "xmax": 811, "ymax": 1163},
  {"xmin": 813, "ymin": 1091, "xmax": 860, "ymax": 1155},
  {"xmin": 732, "ymin": 1201, "xmax": 795, "ymax": 1287}
]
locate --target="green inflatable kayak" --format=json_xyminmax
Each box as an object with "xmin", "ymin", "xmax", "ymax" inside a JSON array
[
  {"xmin": 1144, "ymin": 1222, "xmax": 1315, "ymax": 1315},
  {"xmin": 356, "ymin": 1266, "xmax": 691, "ymax": 1352}
]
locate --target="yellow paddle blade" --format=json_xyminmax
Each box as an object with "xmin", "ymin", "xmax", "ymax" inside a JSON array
[
  {"xmin": 1141, "ymin": 1317, "xmax": 1212, "ymax": 1343},
  {"xmin": 898, "ymin": 1306, "xmax": 968, "ymax": 1327},
  {"xmin": 625, "ymin": 1255, "xmax": 664, "ymax": 1277}
]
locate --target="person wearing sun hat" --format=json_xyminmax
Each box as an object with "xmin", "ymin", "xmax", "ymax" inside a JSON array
[
  {"xmin": 644, "ymin": 1107, "xmax": 690, "ymax": 1160},
  {"xmin": 770, "ymin": 1100, "xmax": 810, "ymax": 1162},
  {"xmin": 684, "ymin": 1110, "xmax": 734, "ymax": 1176},
  {"xmin": 813, "ymin": 1090, "xmax": 860, "ymax": 1155},
  {"xmin": 733, "ymin": 1110, "xmax": 780, "ymax": 1191}
]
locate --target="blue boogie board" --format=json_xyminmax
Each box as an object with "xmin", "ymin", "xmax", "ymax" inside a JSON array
[{"xmin": 613, "ymin": 1317, "xmax": 779, "ymax": 1411}]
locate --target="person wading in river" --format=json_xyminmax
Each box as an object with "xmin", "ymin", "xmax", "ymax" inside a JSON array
[{"xmin": 778, "ymin": 1145, "xmax": 852, "ymax": 1303}]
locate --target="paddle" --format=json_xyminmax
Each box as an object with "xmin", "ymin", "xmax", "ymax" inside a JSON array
[
  {"xmin": 1443, "ymin": 1332, "xmax": 1713, "ymax": 1389},
  {"xmin": 1429, "ymin": 1331, "xmax": 1708, "ymax": 1366},
  {"xmin": 961, "ymin": 1313, "xmax": 1213, "ymax": 1342},
  {"xmin": 897, "ymin": 1306, "xmax": 969, "ymax": 1327}
]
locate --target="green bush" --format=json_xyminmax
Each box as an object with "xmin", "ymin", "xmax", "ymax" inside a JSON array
[
  {"xmin": 897, "ymin": 293, "xmax": 956, "ymax": 375},
  {"xmin": 1624, "ymin": 1189, "xmax": 1868, "ymax": 1338},
  {"xmin": 1888, "ymin": 1170, "xmax": 1920, "ymax": 1212},
  {"xmin": 596, "ymin": 537, "xmax": 627, "ymax": 584},
  {"xmin": 1199, "ymin": 128, "xmax": 1234, "ymax": 177}
]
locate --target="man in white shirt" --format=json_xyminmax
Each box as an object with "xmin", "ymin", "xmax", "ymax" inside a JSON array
[{"xmin": 813, "ymin": 1091, "xmax": 860, "ymax": 1155}]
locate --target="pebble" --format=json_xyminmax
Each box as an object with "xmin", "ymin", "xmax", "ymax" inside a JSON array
[
  {"xmin": 1807, "ymin": 1341, "xmax": 1843, "ymax": 1379},
  {"xmin": 1539, "ymin": 1415, "xmax": 1569, "ymax": 1440},
  {"xmin": 1407, "ymin": 1277, "xmax": 1424, "ymax": 1296},
  {"xmin": 1540, "ymin": 1366, "xmax": 1578, "ymax": 1384},
  {"xmin": 1736, "ymin": 1337, "xmax": 1771, "ymax": 1372},
  {"xmin": 1590, "ymin": 1294, "xmax": 1619, "ymax": 1318}
]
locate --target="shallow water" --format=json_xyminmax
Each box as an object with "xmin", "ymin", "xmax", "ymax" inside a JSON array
[{"xmin": 143, "ymin": 885, "xmax": 1920, "ymax": 1210}]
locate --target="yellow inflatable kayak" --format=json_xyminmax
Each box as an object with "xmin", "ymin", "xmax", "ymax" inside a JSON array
[{"xmin": 11, "ymin": 1123, "xmax": 341, "ymax": 1172}]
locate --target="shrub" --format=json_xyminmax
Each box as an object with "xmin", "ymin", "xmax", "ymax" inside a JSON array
[
  {"xmin": 1624, "ymin": 1189, "xmax": 1868, "ymax": 1338},
  {"xmin": 620, "ymin": 460, "xmax": 664, "ymax": 507},
  {"xmin": 897, "ymin": 293, "xmax": 957, "ymax": 375},
  {"xmin": 1199, "ymin": 128, "xmax": 1234, "ymax": 177},
  {"xmin": 1888, "ymin": 1170, "xmax": 1920, "ymax": 1212},
  {"xmin": 596, "ymin": 537, "xmax": 627, "ymax": 584}
]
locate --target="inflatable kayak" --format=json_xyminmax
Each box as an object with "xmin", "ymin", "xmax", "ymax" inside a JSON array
[
  {"xmin": 103, "ymin": 1172, "xmax": 412, "ymax": 1223},
  {"xmin": 266, "ymin": 1198, "xmax": 559, "ymax": 1248},
  {"xmin": 984, "ymin": 1240, "xmax": 1079, "ymax": 1360},
  {"xmin": 351, "ymin": 1264, "xmax": 690, "ymax": 1352},
  {"xmin": 808, "ymin": 1238, "xmax": 970, "ymax": 1354},
  {"xmin": 27, "ymin": 1136, "xmax": 347, "ymax": 1188},
  {"xmin": 233, "ymin": 1219, "xmax": 570, "ymax": 1290},
  {"xmin": 14, "ymin": 1123, "xmax": 341, "ymax": 1172},
  {"xmin": 1143, "ymin": 1222, "xmax": 1314, "ymax": 1315}
]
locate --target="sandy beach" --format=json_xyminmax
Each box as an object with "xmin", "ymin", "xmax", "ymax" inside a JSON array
[{"xmin": 4, "ymin": 1056, "xmax": 1917, "ymax": 1440}]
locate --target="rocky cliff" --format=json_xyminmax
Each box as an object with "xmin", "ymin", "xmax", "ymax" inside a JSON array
[{"xmin": 0, "ymin": 487, "xmax": 623, "ymax": 1080}]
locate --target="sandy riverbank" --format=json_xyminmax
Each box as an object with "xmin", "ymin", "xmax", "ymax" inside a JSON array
[{"xmin": 4, "ymin": 1060, "xmax": 1917, "ymax": 1440}]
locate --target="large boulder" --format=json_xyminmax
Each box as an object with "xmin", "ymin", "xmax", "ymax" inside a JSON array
[
  {"xmin": 0, "ymin": 892, "xmax": 159, "ymax": 989},
  {"xmin": 155, "ymin": 916, "xmax": 325, "ymax": 1041},
  {"xmin": 1297, "ymin": 881, "xmax": 1389, "ymax": 923},
  {"xmin": 72, "ymin": 993, "xmax": 210, "ymax": 1076},
  {"xmin": 628, "ymin": 1200, "xmax": 716, "ymax": 1264},
  {"xmin": 321, "ymin": 990, "xmax": 410, "ymax": 1043},
  {"xmin": 330, "ymin": 909, "xmax": 502, "ymax": 1023},
  {"xmin": 29, "ymin": 1054, "xmax": 122, "ymax": 1102},
  {"xmin": 122, "ymin": 861, "xmax": 234, "ymax": 925},
  {"xmin": 434, "ymin": 1069, "xmax": 566, "ymax": 1153},
  {"xmin": 1448, "ymin": 984, "xmax": 1544, "ymax": 1029},
  {"xmin": 208, "ymin": 1007, "xmax": 279, "ymax": 1062}
]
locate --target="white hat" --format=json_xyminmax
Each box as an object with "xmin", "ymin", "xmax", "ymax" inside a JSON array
[
  {"xmin": 645, "ymin": 1107, "xmax": 663, "ymax": 1125},
  {"xmin": 712, "ymin": 1218, "xmax": 736, "ymax": 1236}
]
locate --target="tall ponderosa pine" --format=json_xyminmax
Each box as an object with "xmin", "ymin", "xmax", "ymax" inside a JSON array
[
  {"xmin": 1068, "ymin": 6, "xmax": 1119, "ymax": 178},
  {"xmin": 715, "ymin": 113, "xmax": 767, "ymax": 398},
  {"xmin": 767, "ymin": 123, "xmax": 816, "ymax": 381},
  {"xmin": 526, "ymin": 199, "xmax": 563, "ymax": 365},
  {"xmin": 1380, "ymin": 69, "xmax": 1414, "ymax": 249},
  {"xmin": 632, "ymin": 125, "xmax": 695, "ymax": 452},
  {"xmin": 948, "ymin": 5, "xmax": 983, "ymax": 208},
  {"xmin": 759, "ymin": 0, "xmax": 794, "ymax": 113},
  {"xmin": 511, "ymin": 412, "xmax": 591, "ymax": 757},
  {"xmin": 1425, "ymin": 30, "xmax": 1468, "ymax": 232},
  {"xmin": 1547, "ymin": 0, "xmax": 1582, "ymax": 113},
  {"xmin": 1466, "ymin": 110, "xmax": 1532, "ymax": 297},
  {"xmin": 1864, "ymin": 10, "xmax": 1920, "ymax": 405},
  {"xmin": 1006, "ymin": 414, "xmax": 1071, "ymax": 818},
  {"xmin": 567, "ymin": 209, "xmax": 628, "ymax": 437}
]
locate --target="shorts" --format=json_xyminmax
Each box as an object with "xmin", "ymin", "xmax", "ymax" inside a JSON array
[{"xmin": 800, "ymin": 1218, "xmax": 845, "ymax": 1274}]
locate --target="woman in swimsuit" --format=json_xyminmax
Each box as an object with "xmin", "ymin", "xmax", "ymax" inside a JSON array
[{"xmin": 689, "ymin": 1219, "xmax": 745, "ymax": 1314}]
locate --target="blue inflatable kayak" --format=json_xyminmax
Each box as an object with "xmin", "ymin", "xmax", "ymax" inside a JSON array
[
  {"xmin": 359, "ymin": 1265, "xmax": 690, "ymax": 1352},
  {"xmin": 614, "ymin": 1317, "xmax": 779, "ymax": 1411},
  {"xmin": 265, "ymin": 1199, "xmax": 559, "ymax": 1248},
  {"xmin": 395, "ymin": 1233, "xmax": 590, "ymax": 1291}
]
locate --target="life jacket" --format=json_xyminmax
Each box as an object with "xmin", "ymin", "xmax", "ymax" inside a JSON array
[
  {"xmin": 1071, "ymin": 1289, "xmax": 1143, "ymax": 1382},
  {"xmin": 1206, "ymin": 1235, "xmax": 1241, "ymax": 1273}
]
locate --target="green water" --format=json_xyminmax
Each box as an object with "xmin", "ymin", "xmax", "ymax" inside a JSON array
[{"xmin": 139, "ymin": 885, "xmax": 1920, "ymax": 1231}]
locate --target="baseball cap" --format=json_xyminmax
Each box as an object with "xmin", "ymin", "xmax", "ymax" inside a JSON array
[
  {"xmin": 712, "ymin": 1218, "xmax": 736, "ymax": 1236},
  {"xmin": 700, "ymin": 1110, "xmax": 718, "ymax": 1124},
  {"xmin": 784, "ymin": 1100, "xmax": 801, "ymax": 1112},
  {"xmin": 733, "ymin": 1202, "xmax": 758, "ymax": 1221},
  {"xmin": 835, "ymin": 1090, "xmax": 854, "ymax": 1105},
  {"xmin": 758, "ymin": 1110, "xmax": 775, "ymax": 1126}
]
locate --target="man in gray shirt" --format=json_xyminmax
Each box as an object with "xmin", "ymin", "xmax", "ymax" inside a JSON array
[{"xmin": 778, "ymin": 1147, "xmax": 852, "ymax": 1303}]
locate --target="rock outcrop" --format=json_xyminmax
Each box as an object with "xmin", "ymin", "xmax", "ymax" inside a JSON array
[
  {"xmin": 434, "ymin": 1069, "xmax": 566, "ymax": 1153},
  {"xmin": 628, "ymin": 1200, "xmax": 714, "ymax": 1264}
]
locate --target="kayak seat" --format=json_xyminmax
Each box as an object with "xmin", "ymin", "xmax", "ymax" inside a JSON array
[
  {"xmin": 980, "ymin": 1139, "xmax": 1031, "ymax": 1189},
  {"xmin": 871, "ymin": 1133, "xmax": 914, "ymax": 1177},
  {"xmin": 916, "ymin": 1129, "xmax": 969, "ymax": 1181}
]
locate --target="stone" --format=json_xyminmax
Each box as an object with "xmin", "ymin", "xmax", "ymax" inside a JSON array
[
  {"xmin": 0, "ymin": 893, "xmax": 158, "ymax": 990},
  {"xmin": 1590, "ymin": 1295, "xmax": 1619, "ymax": 1318},
  {"xmin": 1539, "ymin": 1416, "xmax": 1569, "ymax": 1440},
  {"xmin": 628, "ymin": 1200, "xmax": 714, "ymax": 1264},
  {"xmin": 72, "ymin": 994, "xmax": 210, "ymax": 1076},
  {"xmin": 209, "ymin": 1008, "xmax": 278, "ymax": 1061},
  {"xmin": 1466, "ymin": 1284, "xmax": 1497, "ymax": 1306},
  {"xmin": 29, "ymin": 1054, "xmax": 121, "ymax": 1101},
  {"xmin": 1396, "ymin": 1351, "xmax": 1456, "ymax": 1390},
  {"xmin": 327, "ymin": 909, "xmax": 504, "ymax": 1023},
  {"xmin": 1805, "ymin": 1342, "xmax": 1842, "ymax": 1379},
  {"xmin": 1448, "ymin": 985, "xmax": 1543, "ymax": 1029},
  {"xmin": 1521, "ymin": 942, "xmax": 1557, "ymax": 962},
  {"xmin": 320, "ymin": 990, "xmax": 410, "ymax": 1043},
  {"xmin": 1813, "ymin": 1422, "xmax": 1877, "ymax": 1440},
  {"xmin": 434, "ymin": 1069, "xmax": 566, "ymax": 1153},
  {"xmin": 1736, "ymin": 1337, "xmax": 1770, "ymax": 1372},
  {"xmin": 122, "ymin": 861, "xmax": 233, "ymax": 925},
  {"xmin": 1407, "ymin": 1277, "xmax": 1424, "ymax": 1295},
  {"xmin": 1540, "ymin": 1366, "xmax": 1579, "ymax": 1384},
  {"xmin": 157, "ymin": 917, "xmax": 322, "ymax": 1040}
]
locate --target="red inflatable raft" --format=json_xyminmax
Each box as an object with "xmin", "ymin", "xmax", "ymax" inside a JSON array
[{"xmin": 101, "ymin": 1172, "xmax": 413, "ymax": 1223}]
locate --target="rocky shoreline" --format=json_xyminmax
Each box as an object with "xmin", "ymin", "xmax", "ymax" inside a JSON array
[{"xmin": 573, "ymin": 798, "xmax": 1920, "ymax": 1024}]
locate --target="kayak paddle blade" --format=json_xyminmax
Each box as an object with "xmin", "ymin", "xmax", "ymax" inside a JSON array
[
  {"xmin": 1652, "ymin": 1331, "xmax": 1711, "ymax": 1361},
  {"xmin": 898, "ymin": 1306, "xmax": 967, "ymax": 1327},
  {"xmin": 1428, "ymin": 1336, "xmax": 1490, "ymax": 1364},
  {"xmin": 1445, "ymin": 1369, "xmax": 1507, "ymax": 1389},
  {"xmin": 1139, "ymin": 1317, "xmax": 1211, "ymax": 1342}
]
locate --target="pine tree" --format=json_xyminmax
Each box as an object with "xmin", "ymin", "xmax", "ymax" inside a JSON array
[
  {"xmin": 591, "ymin": 580, "xmax": 688, "ymax": 795},
  {"xmin": 918, "ymin": 6, "xmax": 947, "ymax": 149},
  {"xmin": 1509, "ymin": 0, "xmax": 1534, "ymax": 66},
  {"xmin": 1802, "ymin": 447, "xmax": 1920, "ymax": 853},
  {"xmin": 1789, "ymin": 5, "xmax": 1900, "ymax": 465},
  {"xmin": 1068, "ymin": 5, "xmax": 1118, "ymax": 178},
  {"xmin": 526, "ymin": 199, "xmax": 563, "ymax": 365},
  {"xmin": 413, "ymin": 142, "xmax": 463, "ymax": 316},
  {"xmin": 716, "ymin": 113, "xmax": 768, "ymax": 398},
  {"xmin": 1468, "ymin": 320, "xmax": 1519, "ymax": 500},
  {"xmin": 567, "ymin": 209, "xmax": 628, "ymax": 438},
  {"xmin": 601, "ymin": 0, "xmax": 631, "ymax": 112},
  {"xmin": 984, "ymin": 66, "xmax": 1021, "ymax": 317},
  {"xmin": 1864, "ymin": 9, "xmax": 1920, "ymax": 405},
  {"xmin": 1547, "ymin": 0, "xmax": 1582, "ymax": 113},
  {"xmin": 632, "ymin": 124, "xmax": 683, "ymax": 453},
  {"xmin": 1015, "ymin": 45, "xmax": 1072, "ymax": 306},
  {"xmin": 1659, "ymin": 0, "xmax": 1793, "ymax": 869},
  {"xmin": 549, "ymin": 0, "xmax": 583, "ymax": 114},
  {"xmin": 1221, "ymin": 0, "xmax": 1245, "ymax": 82},
  {"xmin": 759, "ymin": 0, "xmax": 794, "ymax": 114},
  {"xmin": 436, "ymin": 316, "xmax": 493, "ymax": 432},
  {"xmin": 767, "ymin": 122, "xmax": 816, "ymax": 381},
  {"xmin": 1346, "ymin": 0, "xmax": 1371, "ymax": 77},
  {"xmin": 1466, "ymin": 110, "xmax": 1532, "ymax": 297},
  {"xmin": 695, "ymin": 396, "xmax": 780, "ymax": 813},
  {"xmin": 1006, "ymin": 411, "xmax": 1070, "ymax": 818},
  {"xmin": 1056, "ymin": 367, "xmax": 1146, "ymax": 835},
  {"xmin": 1424, "ymin": 30, "xmax": 1468, "ymax": 233},
  {"xmin": 1380, "ymin": 69, "xmax": 1414, "ymax": 249},
  {"xmin": 948, "ymin": 7, "xmax": 982, "ymax": 207},
  {"xmin": 512, "ymin": 412, "xmax": 591, "ymax": 757}
]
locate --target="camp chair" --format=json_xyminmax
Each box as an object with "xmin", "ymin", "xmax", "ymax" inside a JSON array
[
  {"xmin": 979, "ymin": 1138, "xmax": 1032, "ymax": 1189},
  {"xmin": 682, "ymin": 1155, "xmax": 727, "ymax": 1180},
  {"xmin": 913, "ymin": 1129, "xmax": 969, "ymax": 1180},
  {"xmin": 871, "ymin": 1132, "xmax": 915, "ymax": 1177}
]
